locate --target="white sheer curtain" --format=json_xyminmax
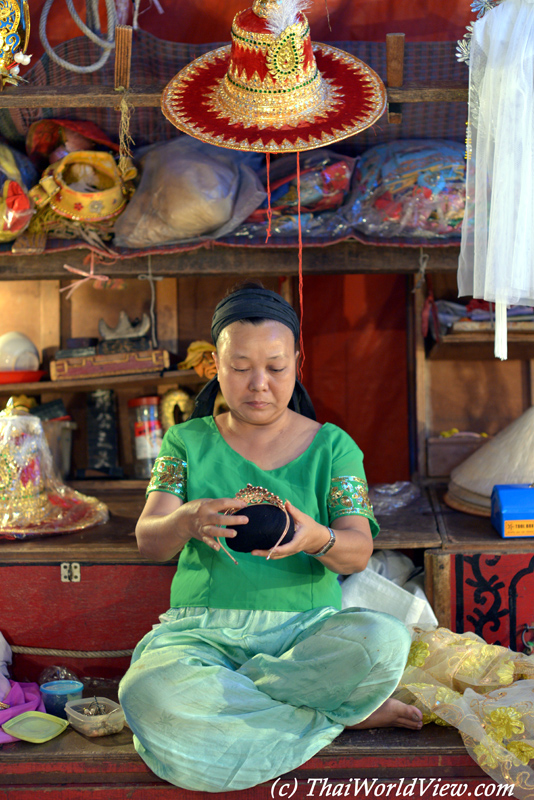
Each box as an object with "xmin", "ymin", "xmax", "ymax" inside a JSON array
[{"xmin": 458, "ymin": 0, "xmax": 534, "ymax": 359}]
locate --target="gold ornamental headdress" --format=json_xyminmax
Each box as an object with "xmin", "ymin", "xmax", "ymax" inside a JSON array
[
  {"xmin": 0, "ymin": 400, "xmax": 108, "ymax": 539},
  {"xmin": 0, "ymin": 0, "xmax": 31, "ymax": 88},
  {"xmin": 161, "ymin": 0, "xmax": 386, "ymax": 153}
]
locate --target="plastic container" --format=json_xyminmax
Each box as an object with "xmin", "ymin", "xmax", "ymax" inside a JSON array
[
  {"xmin": 65, "ymin": 697, "xmax": 125, "ymax": 737},
  {"xmin": 40, "ymin": 680, "xmax": 84, "ymax": 719},
  {"xmin": 1, "ymin": 711, "xmax": 68, "ymax": 743},
  {"xmin": 42, "ymin": 417, "xmax": 77, "ymax": 478},
  {"xmin": 127, "ymin": 396, "xmax": 163, "ymax": 479}
]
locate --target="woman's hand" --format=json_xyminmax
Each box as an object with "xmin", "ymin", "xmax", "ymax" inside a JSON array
[
  {"xmin": 181, "ymin": 497, "xmax": 249, "ymax": 553},
  {"xmin": 135, "ymin": 491, "xmax": 248, "ymax": 562},
  {"xmin": 250, "ymin": 499, "xmax": 331, "ymax": 560},
  {"xmin": 251, "ymin": 499, "xmax": 373, "ymax": 574}
]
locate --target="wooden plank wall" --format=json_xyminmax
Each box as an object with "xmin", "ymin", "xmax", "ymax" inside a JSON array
[{"xmin": 0, "ymin": 275, "xmax": 280, "ymax": 476}]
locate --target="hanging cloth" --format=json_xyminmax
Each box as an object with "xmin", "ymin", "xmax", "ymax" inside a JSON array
[{"xmin": 458, "ymin": 0, "xmax": 534, "ymax": 360}]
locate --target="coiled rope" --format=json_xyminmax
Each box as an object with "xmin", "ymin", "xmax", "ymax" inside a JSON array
[
  {"xmin": 12, "ymin": 646, "xmax": 133, "ymax": 658},
  {"xmin": 39, "ymin": 0, "xmax": 117, "ymax": 73}
]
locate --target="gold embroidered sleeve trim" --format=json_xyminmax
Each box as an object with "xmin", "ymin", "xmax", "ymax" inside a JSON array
[
  {"xmin": 327, "ymin": 475, "xmax": 377, "ymax": 526},
  {"xmin": 147, "ymin": 456, "xmax": 187, "ymax": 500}
]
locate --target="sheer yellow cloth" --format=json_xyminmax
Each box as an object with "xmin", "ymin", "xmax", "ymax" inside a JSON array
[{"xmin": 393, "ymin": 627, "xmax": 534, "ymax": 799}]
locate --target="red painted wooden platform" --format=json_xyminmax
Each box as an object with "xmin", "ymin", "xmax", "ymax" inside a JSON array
[
  {"xmin": 0, "ymin": 486, "xmax": 512, "ymax": 798},
  {"xmin": 0, "ymin": 722, "xmax": 497, "ymax": 800}
]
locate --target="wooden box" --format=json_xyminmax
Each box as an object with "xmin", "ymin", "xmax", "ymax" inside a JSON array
[
  {"xmin": 426, "ymin": 436, "xmax": 490, "ymax": 477},
  {"xmin": 0, "ymin": 486, "xmax": 176, "ymax": 682},
  {"xmin": 425, "ymin": 489, "xmax": 534, "ymax": 650},
  {"xmin": 426, "ymin": 548, "xmax": 534, "ymax": 650}
]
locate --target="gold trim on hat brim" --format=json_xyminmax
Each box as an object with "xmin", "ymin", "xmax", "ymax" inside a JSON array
[{"xmin": 161, "ymin": 43, "xmax": 386, "ymax": 153}]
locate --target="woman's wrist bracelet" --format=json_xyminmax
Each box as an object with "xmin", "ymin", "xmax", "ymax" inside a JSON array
[{"xmin": 303, "ymin": 526, "xmax": 336, "ymax": 557}]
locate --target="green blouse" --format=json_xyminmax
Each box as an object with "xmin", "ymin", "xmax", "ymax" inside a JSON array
[{"xmin": 147, "ymin": 416, "xmax": 378, "ymax": 613}]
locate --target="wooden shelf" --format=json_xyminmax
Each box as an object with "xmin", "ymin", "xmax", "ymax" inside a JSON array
[
  {"xmin": 0, "ymin": 81, "xmax": 468, "ymax": 109},
  {"xmin": 0, "ymin": 241, "xmax": 461, "ymax": 279},
  {"xmin": 428, "ymin": 332, "xmax": 534, "ymax": 360},
  {"xmin": 0, "ymin": 483, "xmax": 441, "ymax": 560},
  {"xmin": 0, "ymin": 722, "xmax": 473, "ymax": 785},
  {"xmin": 0, "ymin": 84, "xmax": 164, "ymax": 108},
  {"xmin": 0, "ymin": 486, "xmax": 154, "ymax": 563},
  {"xmin": 430, "ymin": 486, "xmax": 534, "ymax": 553},
  {"xmin": 374, "ymin": 489, "xmax": 441, "ymax": 550},
  {"xmin": 0, "ymin": 368, "xmax": 204, "ymax": 394}
]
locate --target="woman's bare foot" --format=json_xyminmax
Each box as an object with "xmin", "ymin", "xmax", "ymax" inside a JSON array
[{"xmin": 346, "ymin": 698, "xmax": 423, "ymax": 731}]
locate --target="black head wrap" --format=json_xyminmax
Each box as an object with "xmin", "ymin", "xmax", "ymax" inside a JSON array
[
  {"xmin": 211, "ymin": 288, "xmax": 299, "ymax": 345},
  {"xmin": 191, "ymin": 287, "xmax": 316, "ymax": 420}
]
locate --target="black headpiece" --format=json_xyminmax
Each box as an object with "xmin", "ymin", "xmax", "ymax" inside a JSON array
[{"xmin": 191, "ymin": 287, "xmax": 315, "ymax": 420}]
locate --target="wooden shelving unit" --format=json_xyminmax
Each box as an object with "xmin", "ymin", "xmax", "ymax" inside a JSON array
[
  {"xmin": 0, "ymin": 58, "xmax": 473, "ymax": 642},
  {"xmin": 0, "ymin": 49, "xmax": 466, "ymax": 280},
  {"xmin": 0, "ymin": 240, "xmax": 462, "ymax": 279},
  {"xmin": 428, "ymin": 332, "xmax": 534, "ymax": 360},
  {"xmin": 0, "ymin": 368, "xmax": 204, "ymax": 394}
]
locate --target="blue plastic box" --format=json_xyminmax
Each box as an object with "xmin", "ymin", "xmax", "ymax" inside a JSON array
[
  {"xmin": 491, "ymin": 484, "xmax": 534, "ymax": 538},
  {"xmin": 40, "ymin": 680, "xmax": 84, "ymax": 719}
]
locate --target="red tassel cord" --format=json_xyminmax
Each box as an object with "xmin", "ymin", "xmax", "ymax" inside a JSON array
[
  {"xmin": 265, "ymin": 152, "xmax": 272, "ymax": 244},
  {"xmin": 324, "ymin": 0, "xmax": 332, "ymax": 32},
  {"xmin": 297, "ymin": 151, "xmax": 305, "ymax": 378}
]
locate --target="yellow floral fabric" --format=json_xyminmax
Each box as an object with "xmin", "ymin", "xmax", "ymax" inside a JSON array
[{"xmin": 394, "ymin": 627, "xmax": 534, "ymax": 798}]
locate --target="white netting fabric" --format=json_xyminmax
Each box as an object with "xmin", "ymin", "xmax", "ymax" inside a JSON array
[{"xmin": 458, "ymin": 0, "xmax": 534, "ymax": 359}]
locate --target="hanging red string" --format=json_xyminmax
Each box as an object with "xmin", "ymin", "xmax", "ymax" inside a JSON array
[
  {"xmin": 324, "ymin": 0, "xmax": 332, "ymax": 32},
  {"xmin": 296, "ymin": 151, "xmax": 305, "ymax": 378},
  {"xmin": 265, "ymin": 152, "xmax": 272, "ymax": 244}
]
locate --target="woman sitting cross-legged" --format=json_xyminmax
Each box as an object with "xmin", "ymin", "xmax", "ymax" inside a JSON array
[{"xmin": 118, "ymin": 283, "xmax": 422, "ymax": 793}]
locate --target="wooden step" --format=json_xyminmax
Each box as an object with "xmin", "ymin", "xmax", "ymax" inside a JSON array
[{"xmin": 0, "ymin": 720, "xmax": 495, "ymax": 800}]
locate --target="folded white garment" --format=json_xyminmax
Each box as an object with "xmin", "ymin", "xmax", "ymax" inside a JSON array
[{"xmin": 341, "ymin": 550, "xmax": 438, "ymax": 627}]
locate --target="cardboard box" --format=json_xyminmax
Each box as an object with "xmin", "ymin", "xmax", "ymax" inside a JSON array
[
  {"xmin": 491, "ymin": 484, "xmax": 534, "ymax": 538},
  {"xmin": 427, "ymin": 435, "xmax": 490, "ymax": 477}
]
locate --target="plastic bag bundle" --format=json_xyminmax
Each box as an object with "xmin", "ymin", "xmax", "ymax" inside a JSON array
[
  {"xmin": 113, "ymin": 137, "xmax": 266, "ymax": 247},
  {"xmin": 249, "ymin": 150, "xmax": 355, "ymax": 220},
  {"xmin": 235, "ymin": 149, "xmax": 355, "ymax": 239},
  {"xmin": 0, "ymin": 142, "xmax": 37, "ymax": 243},
  {"xmin": 350, "ymin": 140, "xmax": 466, "ymax": 240},
  {"xmin": 368, "ymin": 481, "xmax": 421, "ymax": 514}
]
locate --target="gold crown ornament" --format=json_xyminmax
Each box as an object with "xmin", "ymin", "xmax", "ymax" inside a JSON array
[
  {"xmin": 218, "ymin": 484, "xmax": 293, "ymax": 563},
  {"xmin": 30, "ymin": 151, "xmax": 136, "ymax": 223},
  {"xmin": 162, "ymin": 0, "xmax": 386, "ymax": 153},
  {"xmin": 0, "ymin": 0, "xmax": 31, "ymax": 88},
  {"xmin": 19, "ymin": 151, "xmax": 137, "ymax": 250}
]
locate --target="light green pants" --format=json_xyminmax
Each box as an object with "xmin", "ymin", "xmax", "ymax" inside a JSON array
[{"xmin": 119, "ymin": 605, "xmax": 411, "ymax": 792}]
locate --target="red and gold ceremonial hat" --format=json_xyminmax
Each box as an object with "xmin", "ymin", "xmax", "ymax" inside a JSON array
[{"xmin": 161, "ymin": 0, "xmax": 386, "ymax": 153}]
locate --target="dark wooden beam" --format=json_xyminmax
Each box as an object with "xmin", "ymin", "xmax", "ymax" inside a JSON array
[
  {"xmin": 0, "ymin": 84, "xmax": 163, "ymax": 108},
  {"xmin": 0, "ymin": 81, "xmax": 468, "ymax": 109},
  {"xmin": 114, "ymin": 26, "xmax": 133, "ymax": 91},
  {"xmin": 0, "ymin": 242, "xmax": 460, "ymax": 279},
  {"xmin": 387, "ymin": 82, "xmax": 468, "ymax": 103},
  {"xmin": 386, "ymin": 33, "xmax": 405, "ymax": 124}
]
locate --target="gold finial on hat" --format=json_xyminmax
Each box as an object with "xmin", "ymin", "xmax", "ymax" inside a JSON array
[
  {"xmin": 252, "ymin": 0, "xmax": 281, "ymax": 18},
  {"xmin": 0, "ymin": 396, "xmax": 34, "ymax": 417}
]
